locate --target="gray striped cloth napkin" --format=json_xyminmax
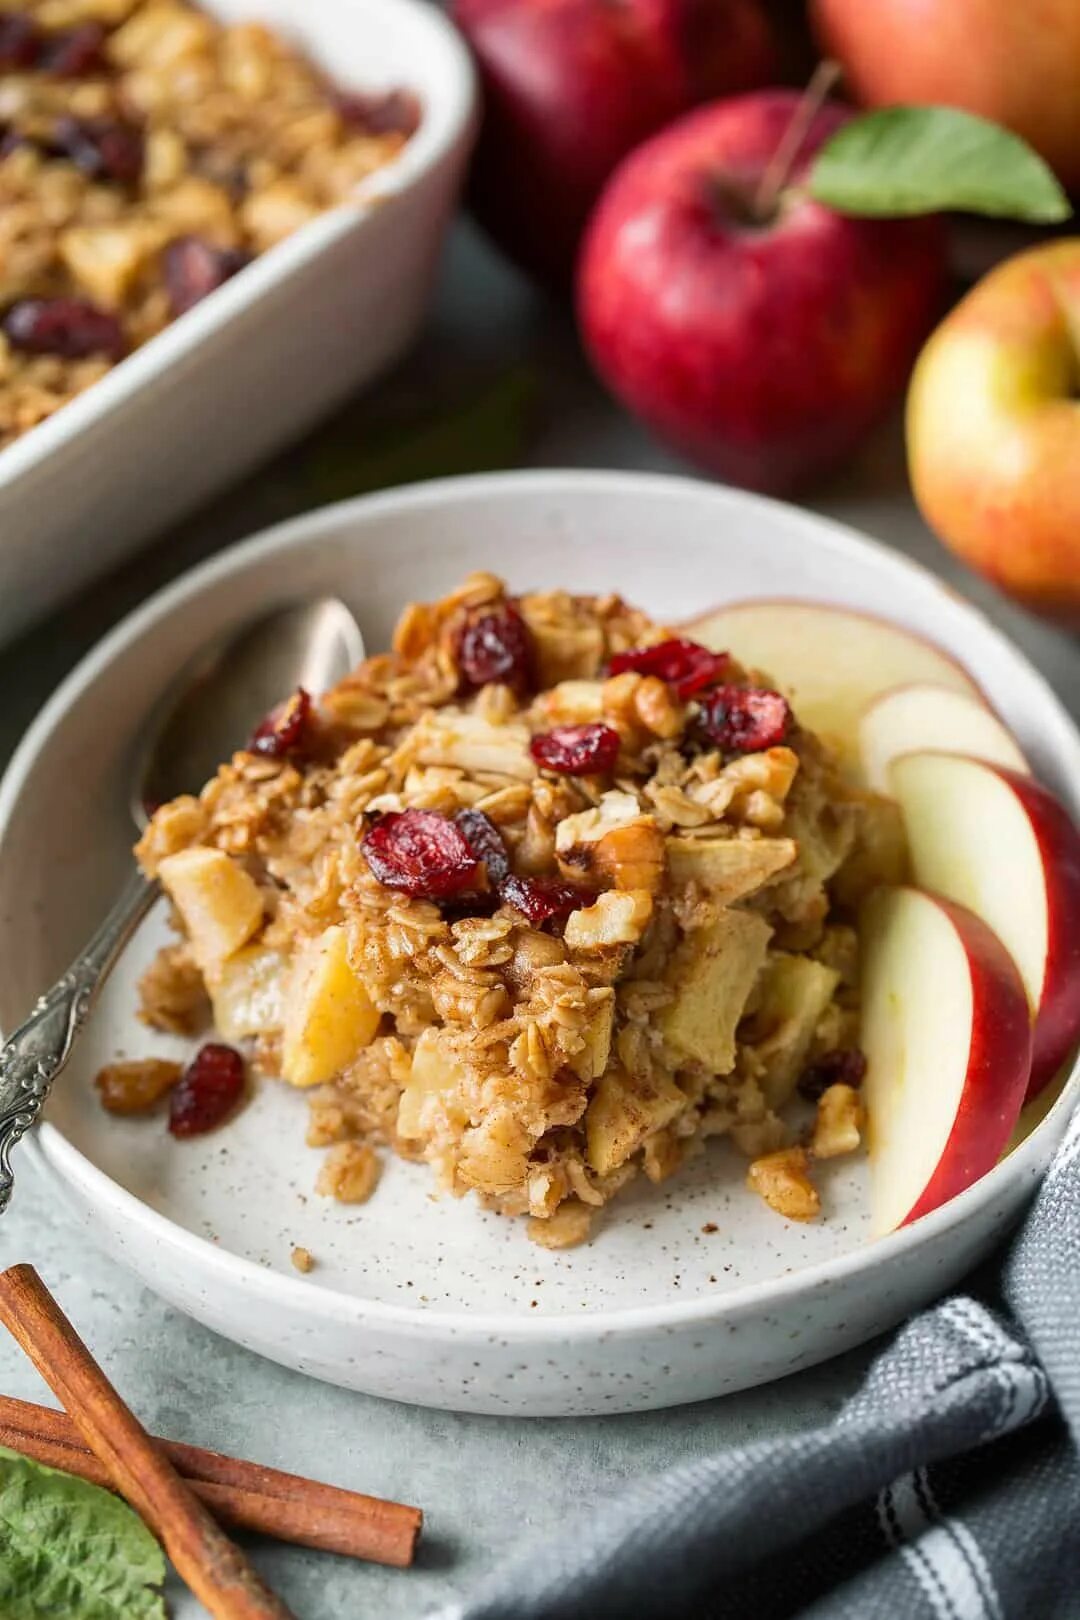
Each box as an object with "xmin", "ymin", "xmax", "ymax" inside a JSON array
[{"xmin": 438, "ymin": 1104, "xmax": 1080, "ymax": 1620}]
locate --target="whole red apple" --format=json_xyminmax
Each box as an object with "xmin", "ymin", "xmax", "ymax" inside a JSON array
[
  {"xmin": 453, "ymin": 0, "xmax": 786, "ymax": 290},
  {"xmin": 577, "ymin": 92, "xmax": 947, "ymax": 493},
  {"xmin": 812, "ymin": 0, "xmax": 1080, "ymax": 194}
]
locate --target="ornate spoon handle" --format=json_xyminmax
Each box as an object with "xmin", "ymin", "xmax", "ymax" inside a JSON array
[{"xmin": 0, "ymin": 869, "xmax": 157, "ymax": 1214}]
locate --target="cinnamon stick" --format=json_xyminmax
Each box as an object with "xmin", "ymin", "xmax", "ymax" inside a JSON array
[
  {"xmin": 0, "ymin": 1394, "xmax": 422, "ymax": 1567},
  {"xmin": 0, "ymin": 1265, "xmax": 294, "ymax": 1620}
]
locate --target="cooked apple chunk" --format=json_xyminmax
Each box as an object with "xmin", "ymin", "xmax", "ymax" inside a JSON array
[
  {"xmin": 569, "ymin": 989, "xmax": 616, "ymax": 1081},
  {"xmin": 397, "ymin": 1028, "xmax": 464, "ymax": 1139},
  {"xmin": 534, "ymin": 680, "xmax": 606, "ymax": 726},
  {"xmin": 281, "ymin": 926, "xmax": 379, "ymax": 1089},
  {"xmin": 747, "ymin": 952, "xmax": 842, "ymax": 1109},
  {"xmin": 207, "ymin": 945, "xmax": 287, "ymax": 1043},
  {"xmin": 411, "ymin": 709, "xmax": 534, "ymax": 779},
  {"xmin": 665, "ymin": 835, "xmax": 796, "ymax": 903},
  {"xmin": 564, "ymin": 889, "xmax": 654, "ymax": 949},
  {"xmin": 458, "ymin": 1108, "xmax": 532, "ymax": 1194},
  {"xmin": 659, "ymin": 909, "xmax": 772, "ymax": 1074},
  {"xmin": 520, "ymin": 610, "xmax": 604, "ymax": 686},
  {"xmin": 158, "ymin": 847, "xmax": 263, "ymax": 971},
  {"xmin": 783, "ymin": 793, "xmax": 856, "ymax": 893},
  {"xmin": 585, "ymin": 1066, "xmax": 685, "ymax": 1175},
  {"xmin": 830, "ymin": 793, "xmax": 909, "ymax": 909}
]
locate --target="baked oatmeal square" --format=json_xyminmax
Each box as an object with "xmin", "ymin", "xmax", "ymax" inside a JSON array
[{"xmin": 129, "ymin": 574, "xmax": 896, "ymax": 1246}]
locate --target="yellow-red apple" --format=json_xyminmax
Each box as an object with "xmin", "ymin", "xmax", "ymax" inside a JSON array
[
  {"xmin": 907, "ymin": 241, "xmax": 1080, "ymax": 623},
  {"xmin": 811, "ymin": 0, "xmax": 1080, "ymax": 192}
]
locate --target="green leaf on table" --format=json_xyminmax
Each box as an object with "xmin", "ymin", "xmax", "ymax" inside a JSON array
[
  {"xmin": 306, "ymin": 365, "xmax": 540, "ymax": 505},
  {"xmin": 0, "ymin": 1446, "xmax": 166, "ymax": 1620},
  {"xmin": 808, "ymin": 106, "xmax": 1072, "ymax": 223}
]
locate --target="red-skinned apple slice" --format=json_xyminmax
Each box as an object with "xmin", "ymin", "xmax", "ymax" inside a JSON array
[
  {"xmin": 860, "ymin": 683, "xmax": 1028, "ymax": 792},
  {"xmin": 862, "ymin": 886, "xmax": 1032, "ymax": 1235},
  {"xmin": 682, "ymin": 600, "xmax": 981, "ymax": 774},
  {"xmin": 891, "ymin": 751, "xmax": 1080, "ymax": 1096}
]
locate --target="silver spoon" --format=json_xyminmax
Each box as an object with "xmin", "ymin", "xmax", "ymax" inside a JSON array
[{"xmin": 0, "ymin": 597, "xmax": 363, "ymax": 1213}]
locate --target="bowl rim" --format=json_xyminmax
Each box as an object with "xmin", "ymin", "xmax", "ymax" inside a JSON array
[
  {"xmin": 0, "ymin": 0, "xmax": 477, "ymax": 491},
  {"xmin": 6, "ymin": 468, "xmax": 1079, "ymax": 1343}
]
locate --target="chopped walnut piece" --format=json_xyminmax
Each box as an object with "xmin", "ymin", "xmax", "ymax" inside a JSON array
[
  {"xmin": 316, "ymin": 1141, "xmax": 381, "ymax": 1204},
  {"xmin": 564, "ymin": 888, "xmax": 653, "ymax": 950},
  {"xmin": 290, "ymin": 1245, "xmax": 315, "ymax": 1274},
  {"xmin": 95, "ymin": 1058, "xmax": 182, "ymax": 1115},
  {"xmin": 746, "ymin": 1147, "xmax": 821, "ymax": 1221},
  {"xmin": 632, "ymin": 675, "xmax": 686, "ymax": 740},
  {"xmin": 527, "ymin": 1200, "xmax": 593, "ymax": 1249},
  {"xmin": 572, "ymin": 819, "xmax": 667, "ymax": 894},
  {"xmin": 810, "ymin": 1084, "xmax": 864, "ymax": 1160}
]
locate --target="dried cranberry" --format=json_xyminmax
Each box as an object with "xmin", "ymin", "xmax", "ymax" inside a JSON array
[
  {"xmin": 54, "ymin": 115, "xmax": 143, "ymax": 184},
  {"xmin": 454, "ymin": 808, "xmax": 511, "ymax": 885},
  {"xmin": 362, "ymin": 808, "xmax": 480, "ymax": 899},
  {"xmin": 797, "ymin": 1048, "xmax": 868, "ymax": 1103},
  {"xmin": 335, "ymin": 88, "xmax": 421, "ymax": 137},
  {"xmin": 248, "ymin": 687, "xmax": 313, "ymax": 759},
  {"xmin": 0, "ymin": 15, "xmax": 42, "ymax": 69},
  {"xmin": 164, "ymin": 235, "xmax": 253, "ymax": 317},
  {"xmin": 168, "ymin": 1043, "xmax": 246, "ymax": 1138},
  {"xmin": 3, "ymin": 297, "xmax": 125, "ymax": 360},
  {"xmin": 698, "ymin": 685, "xmax": 791, "ymax": 754},
  {"xmin": 607, "ymin": 638, "xmax": 730, "ymax": 699},
  {"xmin": 530, "ymin": 723, "xmax": 620, "ymax": 775},
  {"xmin": 499, "ymin": 874, "xmax": 592, "ymax": 929},
  {"xmin": 457, "ymin": 602, "xmax": 534, "ymax": 693},
  {"xmin": 41, "ymin": 22, "xmax": 107, "ymax": 77}
]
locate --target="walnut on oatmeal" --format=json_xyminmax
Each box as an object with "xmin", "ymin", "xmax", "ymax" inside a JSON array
[
  {"xmin": 0, "ymin": 0, "xmax": 418, "ymax": 447},
  {"xmin": 131, "ymin": 575, "xmax": 900, "ymax": 1241}
]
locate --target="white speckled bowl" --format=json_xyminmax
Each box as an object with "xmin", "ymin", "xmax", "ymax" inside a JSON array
[{"xmin": 2, "ymin": 471, "xmax": 1077, "ymax": 1416}]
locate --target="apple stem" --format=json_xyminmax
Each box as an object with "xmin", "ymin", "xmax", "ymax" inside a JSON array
[{"xmin": 754, "ymin": 59, "xmax": 843, "ymax": 221}]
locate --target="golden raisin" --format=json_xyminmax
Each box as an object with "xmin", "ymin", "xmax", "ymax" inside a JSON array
[{"xmin": 95, "ymin": 1058, "xmax": 182, "ymax": 1116}]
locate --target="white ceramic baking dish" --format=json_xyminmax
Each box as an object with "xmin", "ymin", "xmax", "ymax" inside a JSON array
[{"xmin": 0, "ymin": 0, "xmax": 476, "ymax": 644}]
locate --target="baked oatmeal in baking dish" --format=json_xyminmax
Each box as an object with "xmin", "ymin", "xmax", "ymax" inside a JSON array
[
  {"xmin": 0, "ymin": 0, "xmax": 417, "ymax": 447},
  {"xmin": 126, "ymin": 575, "xmax": 906, "ymax": 1247}
]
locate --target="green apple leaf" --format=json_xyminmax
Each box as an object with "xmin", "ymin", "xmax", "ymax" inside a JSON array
[
  {"xmin": 808, "ymin": 106, "xmax": 1072, "ymax": 223},
  {"xmin": 0, "ymin": 1446, "xmax": 167, "ymax": 1620}
]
